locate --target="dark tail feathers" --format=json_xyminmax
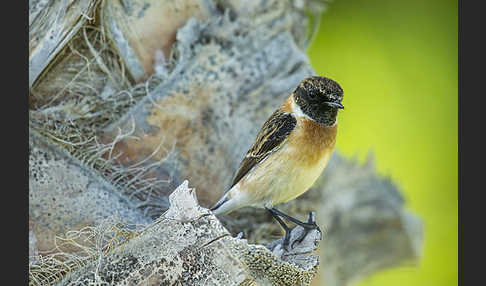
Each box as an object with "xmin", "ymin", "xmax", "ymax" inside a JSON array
[{"xmin": 210, "ymin": 196, "xmax": 229, "ymax": 212}]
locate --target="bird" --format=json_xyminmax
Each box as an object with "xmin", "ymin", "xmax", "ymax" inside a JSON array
[{"xmin": 210, "ymin": 75, "xmax": 344, "ymax": 250}]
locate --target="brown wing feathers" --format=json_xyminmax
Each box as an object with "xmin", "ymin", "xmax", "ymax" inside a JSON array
[{"xmin": 230, "ymin": 109, "xmax": 297, "ymax": 188}]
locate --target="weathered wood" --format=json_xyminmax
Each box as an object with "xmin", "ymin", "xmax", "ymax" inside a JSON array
[
  {"xmin": 102, "ymin": 0, "xmax": 212, "ymax": 81},
  {"xmin": 29, "ymin": 128, "xmax": 151, "ymax": 255},
  {"xmin": 28, "ymin": 0, "xmax": 423, "ymax": 285},
  {"xmin": 316, "ymin": 154, "xmax": 423, "ymax": 285},
  {"xmin": 29, "ymin": 0, "xmax": 100, "ymax": 88},
  {"xmin": 55, "ymin": 181, "xmax": 321, "ymax": 285}
]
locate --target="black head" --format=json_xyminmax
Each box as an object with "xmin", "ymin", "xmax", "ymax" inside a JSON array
[{"xmin": 293, "ymin": 76, "xmax": 344, "ymax": 126}]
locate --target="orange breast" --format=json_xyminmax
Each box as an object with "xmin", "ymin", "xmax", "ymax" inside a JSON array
[{"xmin": 287, "ymin": 117, "xmax": 337, "ymax": 168}]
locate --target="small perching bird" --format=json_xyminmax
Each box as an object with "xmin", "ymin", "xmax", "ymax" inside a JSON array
[{"xmin": 211, "ymin": 76, "xmax": 344, "ymax": 249}]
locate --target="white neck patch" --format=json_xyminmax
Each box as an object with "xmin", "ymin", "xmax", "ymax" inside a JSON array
[
  {"xmin": 330, "ymin": 118, "xmax": 338, "ymax": 126},
  {"xmin": 291, "ymin": 99, "xmax": 313, "ymax": 120}
]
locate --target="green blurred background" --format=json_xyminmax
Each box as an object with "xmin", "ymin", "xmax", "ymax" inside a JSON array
[{"xmin": 307, "ymin": 0, "xmax": 457, "ymax": 285}]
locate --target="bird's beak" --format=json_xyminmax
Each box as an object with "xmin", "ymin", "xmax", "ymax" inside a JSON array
[{"xmin": 325, "ymin": 102, "xmax": 344, "ymax": 109}]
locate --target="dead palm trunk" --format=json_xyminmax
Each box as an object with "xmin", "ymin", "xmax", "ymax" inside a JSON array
[{"xmin": 29, "ymin": 1, "xmax": 423, "ymax": 285}]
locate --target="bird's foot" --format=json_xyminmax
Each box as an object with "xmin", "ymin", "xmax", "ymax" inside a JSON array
[
  {"xmin": 291, "ymin": 212, "xmax": 319, "ymax": 249},
  {"xmin": 267, "ymin": 208, "xmax": 320, "ymax": 251}
]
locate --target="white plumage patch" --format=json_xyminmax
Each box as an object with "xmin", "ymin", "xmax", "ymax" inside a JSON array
[{"xmin": 291, "ymin": 100, "xmax": 312, "ymax": 120}]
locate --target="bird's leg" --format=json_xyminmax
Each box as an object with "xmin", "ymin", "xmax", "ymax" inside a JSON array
[
  {"xmin": 269, "ymin": 208, "xmax": 319, "ymax": 229},
  {"xmin": 268, "ymin": 208, "xmax": 320, "ymax": 249},
  {"xmin": 266, "ymin": 208, "xmax": 292, "ymax": 251}
]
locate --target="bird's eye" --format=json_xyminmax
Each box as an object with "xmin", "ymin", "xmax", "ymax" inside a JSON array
[{"xmin": 308, "ymin": 92, "xmax": 316, "ymax": 99}]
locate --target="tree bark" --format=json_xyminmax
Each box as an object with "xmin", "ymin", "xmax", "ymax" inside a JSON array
[
  {"xmin": 55, "ymin": 181, "xmax": 322, "ymax": 286},
  {"xmin": 29, "ymin": 0, "xmax": 423, "ymax": 285}
]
